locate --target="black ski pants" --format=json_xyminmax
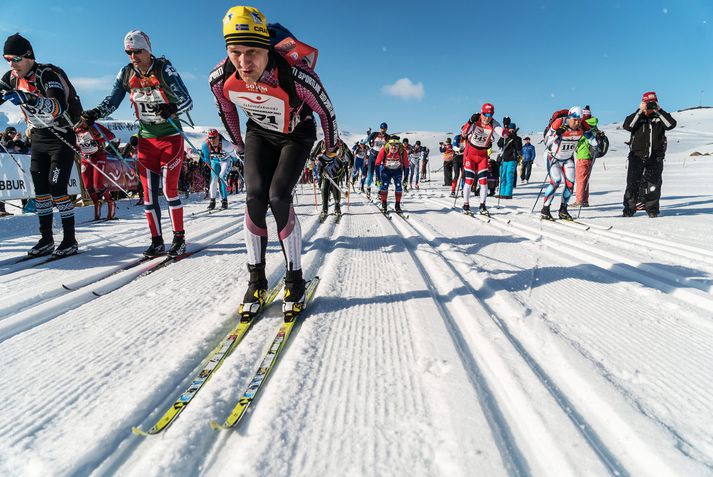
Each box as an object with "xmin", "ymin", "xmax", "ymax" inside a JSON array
[{"xmin": 623, "ymin": 153, "xmax": 664, "ymax": 214}]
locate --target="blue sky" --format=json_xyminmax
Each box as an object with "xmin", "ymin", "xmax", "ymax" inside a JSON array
[{"xmin": 2, "ymin": 1, "xmax": 712, "ymax": 135}]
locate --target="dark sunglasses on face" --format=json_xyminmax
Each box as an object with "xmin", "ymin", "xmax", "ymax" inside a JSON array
[
  {"xmin": 4, "ymin": 55, "xmax": 26, "ymax": 63},
  {"xmin": 125, "ymin": 49, "xmax": 144, "ymax": 56}
]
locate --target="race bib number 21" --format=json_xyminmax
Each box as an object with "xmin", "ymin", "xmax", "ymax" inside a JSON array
[{"xmin": 224, "ymin": 78, "xmax": 293, "ymax": 134}]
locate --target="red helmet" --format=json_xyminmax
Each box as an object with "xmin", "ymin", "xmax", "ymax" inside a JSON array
[
  {"xmin": 481, "ymin": 103, "xmax": 495, "ymax": 116},
  {"xmin": 207, "ymin": 128, "xmax": 219, "ymax": 138}
]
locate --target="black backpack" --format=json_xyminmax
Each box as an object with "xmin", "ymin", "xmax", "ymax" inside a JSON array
[
  {"xmin": 10, "ymin": 63, "xmax": 83, "ymax": 126},
  {"xmin": 44, "ymin": 63, "xmax": 83, "ymax": 125},
  {"xmin": 594, "ymin": 130, "xmax": 609, "ymax": 157}
]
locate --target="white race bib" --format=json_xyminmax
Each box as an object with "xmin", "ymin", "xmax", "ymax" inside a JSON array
[
  {"xmin": 76, "ymin": 130, "xmax": 99, "ymax": 155},
  {"xmin": 131, "ymin": 88, "xmax": 167, "ymax": 124},
  {"xmin": 224, "ymin": 78, "xmax": 294, "ymax": 134},
  {"xmin": 469, "ymin": 125, "xmax": 493, "ymax": 148}
]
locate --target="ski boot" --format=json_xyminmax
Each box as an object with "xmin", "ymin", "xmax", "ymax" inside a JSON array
[
  {"xmin": 53, "ymin": 238, "xmax": 78, "ymax": 258},
  {"xmin": 28, "ymin": 232, "xmax": 55, "ymax": 257},
  {"xmin": 647, "ymin": 210, "xmax": 659, "ymax": 218},
  {"xmin": 334, "ymin": 206, "xmax": 342, "ymax": 222},
  {"xmin": 221, "ymin": 199, "xmax": 228, "ymax": 210},
  {"xmin": 450, "ymin": 191, "xmax": 456, "ymax": 198},
  {"xmin": 541, "ymin": 205, "xmax": 554, "ymax": 221},
  {"xmin": 93, "ymin": 201, "xmax": 102, "ymax": 220},
  {"xmin": 107, "ymin": 201, "xmax": 116, "ymax": 220},
  {"xmin": 558, "ymin": 204, "xmax": 573, "ymax": 221},
  {"xmin": 283, "ymin": 269, "xmax": 306, "ymax": 320},
  {"xmin": 462, "ymin": 203, "xmax": 472, "ymax": 215},
  {"xmin": 381, "ymin": 201, "xmax": 388, "ymax": 214},
  {"xmin": 207, "ymin": 199, "xmax": 216, "ymax": 210},
  {"xmin": 168, "ymin": 231, "xmax": 186, "ymax": 258},
  {"xmin": 394, "ymin": 202, "xmax": 402, "ymax": 213},
  {"xmin": 319, "ymin": 210, "xmax": 329, "ymax": 222},
  {"xmin": 479, "ymin": 203, "xmax": 490, "ymax": 217},
  {"xmin": 240, "ymin": 263, "xmax": 268, "ymax": 321},
  {"xmin": 144, "ymin": 236, "xmax": 165, "ymax": 258},
  {"xmin": 366, "ymin": 187, "xmax": 371, "ymax": 199}
]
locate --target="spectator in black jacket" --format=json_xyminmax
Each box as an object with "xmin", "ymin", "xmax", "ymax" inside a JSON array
[
  {"xmin": 496, "ymin": 124, "xmax": 522, "ymax": 199},
  {"xmin": 622, "ymin": 91, "xmax": 677, "ymax": 217},
  {"xmin": 7, "ymin": 131, "xmax": 28, "ymax": 153},
  {"xmin": 1, "ymin": 126, "xmax": 17, "ymax": 148}
]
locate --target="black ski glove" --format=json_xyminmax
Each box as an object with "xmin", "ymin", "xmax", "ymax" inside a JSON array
[
  {"xmin": 503, "ymin": 116, "xmax": 511, "ymax": 127},
  {"xmin": 81, "ymin": 109, "xmax": 100, "ymax": 126},
  {"xmin": 555, "ymin": 126, "xmax": 567, "ymax": 136},
  {"xmin": 469, "ymin": 113, "xmax": 480, "ymax": 124},
  {"xmin": 152, "ymin": 103, "xmax": 178, "ymax": 119}
]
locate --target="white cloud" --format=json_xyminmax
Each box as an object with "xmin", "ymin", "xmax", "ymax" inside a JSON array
[
  {"xmin": 180, "ymin": 71, "xmax": 198, "ymax": 81},
  {"xmin": 71, "ymin": 76, "xmax": 115, "ymax": 92},
  {"xmin": 663, "ymin": 7, "xmax": 668, "ymax": 14},
  {"xmin": 381, "ymin": 78, "xmax": 424, "ymax": 101}
]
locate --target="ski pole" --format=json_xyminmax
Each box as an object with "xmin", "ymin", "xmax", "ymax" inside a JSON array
[
  {"xmin": 497, "ymin": 161, "xmax": 504, "ymax": 209},
  {"xmin": 312, "ymin": 174, "xmax": 318, "ymax": 209},
  {"xmin": 322, "ymin": 171, "xmax": 347, "ymax": 207},
  {"xmin": 0, "ymin": 142, "xmax": 27, "ymax": 173},
  {"xmin": 531, "ymin": 168, "xmax": 551, "ymax": 213},
  {"xmin": 25, "ymin": 110, "xmax": 131, "ymax": 196},
  {"xmin": 91, "ymin": 123, "xmax": 136, "ymax": 169},
  {"xmin": 452, "ymin": 178, "xmax": 463, "ymax": 208},
  {"xmin": 1, "ymin": 200, "xmax": 24, "ymax": 210}
]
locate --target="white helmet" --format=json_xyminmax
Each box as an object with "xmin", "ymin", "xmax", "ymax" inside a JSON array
[{"xmin": 568, "ymin": 106, "xmax": 583, "ymax": 119}]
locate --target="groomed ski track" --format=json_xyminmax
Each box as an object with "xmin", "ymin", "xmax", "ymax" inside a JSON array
[{"xmin": 1, "ymin": 145, "xmax": 713, "ymax": 475}]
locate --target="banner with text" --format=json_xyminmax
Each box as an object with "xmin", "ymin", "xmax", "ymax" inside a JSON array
[{"xmin": 0, "ymin": 154, "xmax": 138, "ymax": 200}]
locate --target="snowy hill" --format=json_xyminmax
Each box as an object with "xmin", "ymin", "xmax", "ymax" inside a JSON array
[{"xmin": 1, "ymin": 109, "xmax": 713, "ymax": 476}]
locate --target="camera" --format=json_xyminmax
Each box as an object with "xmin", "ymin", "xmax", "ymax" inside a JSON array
[{"xmin": 646, "ymin": 101, "xmax": 658, "ymax": 110}]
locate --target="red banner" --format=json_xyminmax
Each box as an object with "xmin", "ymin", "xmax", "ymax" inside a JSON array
[{"xmin": 104, "ymin": 156, "xmax": 139, "ymax": 192}]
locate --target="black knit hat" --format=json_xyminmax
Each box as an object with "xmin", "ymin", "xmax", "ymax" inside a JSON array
[{"xmin": 4, "ymin": 33, "xmax": 34, "ymax": 59}]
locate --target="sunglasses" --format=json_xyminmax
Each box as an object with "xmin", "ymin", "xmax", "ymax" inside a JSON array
[
  {"xmin": 4, "ymin": 55, "xmax": 27, "ymax": 64},
  {"xmin": 482, "ymin": 113, "xmax": 493, "ymax": 118},
  {"xmin": 125, "ymin": 49, "xmax": 144, "ymax": 56}
]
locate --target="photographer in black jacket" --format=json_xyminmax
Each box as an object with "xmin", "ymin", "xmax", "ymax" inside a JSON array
[{"xmin": 622, "ymin": 91, "xmax": 676, "ymax": 218}]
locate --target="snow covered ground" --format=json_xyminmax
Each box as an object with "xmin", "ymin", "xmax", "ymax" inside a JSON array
[{"xmin": 1, "ymin": 108, "xmax": 712, "ymax": 477}]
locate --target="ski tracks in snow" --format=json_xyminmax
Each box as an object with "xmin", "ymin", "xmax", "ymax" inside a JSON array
[
  {"xmin": 204, "ymin": 198, "xmax": 471, "ymax": 476},
  {"xmin": 409, "ymin": 195, "xmax": 713, "ymax": 474}
]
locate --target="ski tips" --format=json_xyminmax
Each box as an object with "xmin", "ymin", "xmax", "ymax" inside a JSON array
[
  {"xmin": 131, "ymin": 426, "xmax": 150, "ymax": 437},
  {"xmin": 209, "ymin": 419, "xmax": 227, "ymax": 431}
]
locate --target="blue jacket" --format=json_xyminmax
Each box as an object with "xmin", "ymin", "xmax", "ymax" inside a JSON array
[{"xmin": 522, "ymin": 143, "xmax": 536, "ymax": 162}]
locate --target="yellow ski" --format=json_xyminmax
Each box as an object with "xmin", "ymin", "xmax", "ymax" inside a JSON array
[
  {"xmin": 211, "ymin": 277, "xmax": 320, "ymax": 430},
  {"xmin": 132, "ymin": 283, "xmax": 282, "ymax": 436}
]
